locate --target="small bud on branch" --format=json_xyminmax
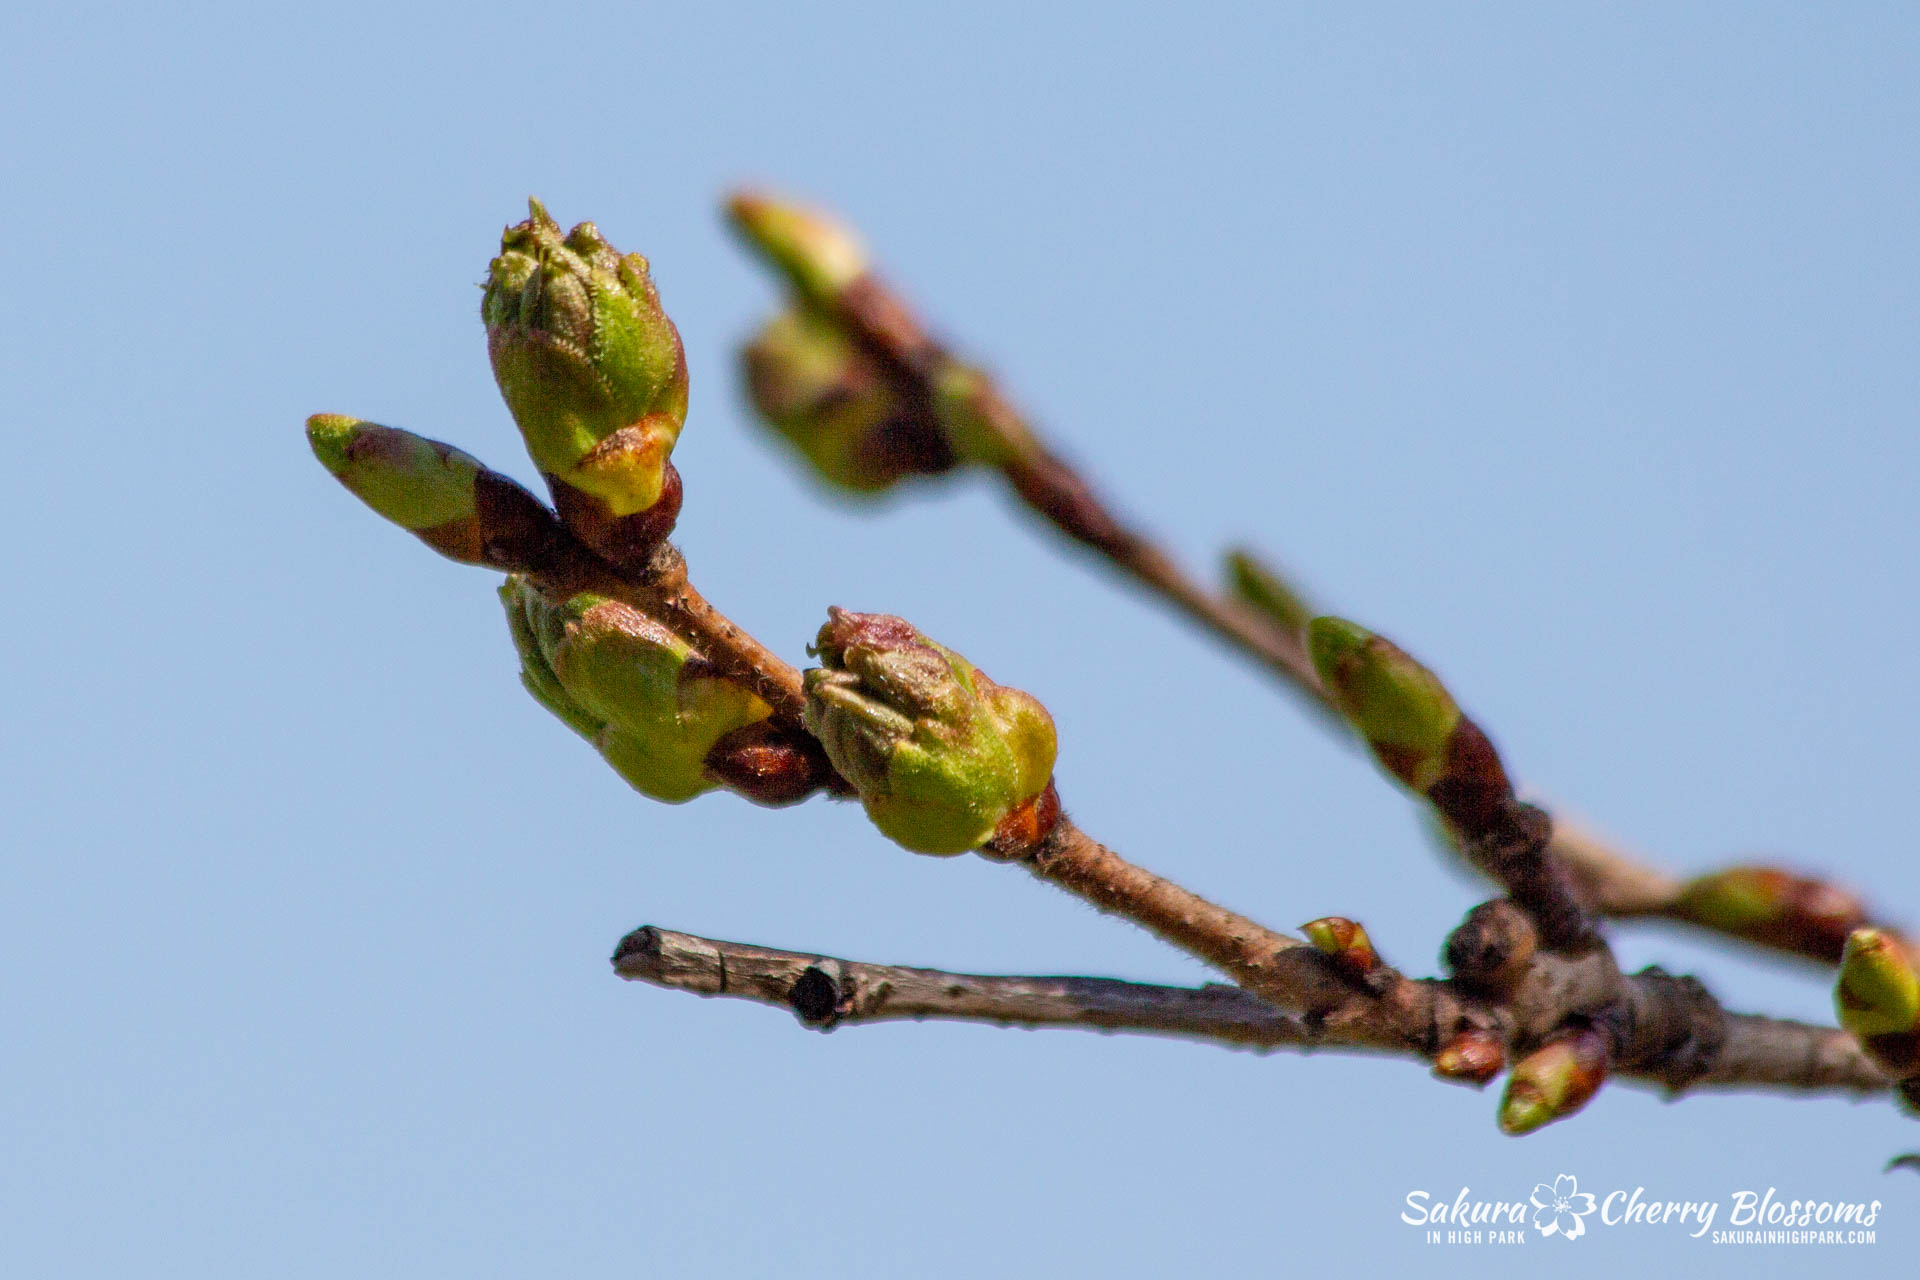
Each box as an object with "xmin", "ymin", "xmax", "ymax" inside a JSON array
[
  {"xmin": 1301, "ymin": 916, "xmax": 1383, "ymax": 981},
  {"xmin": 306, "ymin": 415, "xmax": 565, "ymax": 571},
  {"xmin": 1308, "ymin": 616, "xmax": 1596, "ymax": 952},
  {"xmin": 1671, "ymin": 865, "xmax": 1870, "ymax": 963},
  {"xmin": 1836, "ymin": 928, "xmax": 1920, "ymax": 1109},
  {"xmin": 1498, "ymin": 1024, "xmax": 1611, "ymax": 1135},
  {"xmin": 1836, "ymin": 928, "xmax": 1920, "ymax": 1039},
  {"xmin": 1433, "ymin": 1029, "xmax": 1506, "ymax": 1086},
  {"xmin": 727, "ymin": 193, "xmax": 870, "ymax": 310}
]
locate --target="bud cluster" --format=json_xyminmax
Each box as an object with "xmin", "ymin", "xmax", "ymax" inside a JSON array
[
  {"xmin": 484, "ymin": 199, "xmax": 690, "ymax": 566},
  {"xmin": 803, "ymin": 609, "xmax": 1057, "ymax": 855}
]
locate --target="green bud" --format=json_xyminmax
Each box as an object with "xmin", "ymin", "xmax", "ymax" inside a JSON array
[
  {"xmin": 1307, "ymin": 616, "xmax": 1461, "ymax": 792},
  {"xmin": 483, "ymin": 199, "xmax": 688, "ymax": 517},
  {"xmin": 1674, "ymin": 867, "xmax": 1804, "ymax": 936},
  {"xmin": 742, "ymin": 309, "xmax": 944, "ymax": 492},
  {"xmin": 1497, "ymin": 1027, "xmax": 1609, "ymax": 1135},
  {"xmin": 1835, "ymin": 927, "xmax": 1920, "ymax": 1039},
  {"xmin": 1225, "ymin": 549, "xmax": 1313, "ymax": 636},
  {"xmin": 727, "ymin": 192, "xmax": 869, "ymax": 308},
  {"xmin": 307, "ymin": 414, "xmax": 561, "ymax": 570},
  {"xmin": 926, "ymin": 363, "xmax": 1038, "ymax": 468},
  {"xmin": 803, "ymin": 609, "xmax": 1057, "ymax": 855},
  {"xmin": 308, "ymin": 413, "xmax": 479, "ymax": 529},
  {"xmin": 1673, "ymin": 867, "xmax": 1794, "ymax": 930},
  {"xmin": 500, "ymin": 578, "xmax": 771, "ymax": 804},
  {"xmin": 1670, "ymin": 865, "xmax": 1865, "ymax": 961},
  {"xmin": 501, "ymin": 581, "xmax": 604, "ymax": 741}
]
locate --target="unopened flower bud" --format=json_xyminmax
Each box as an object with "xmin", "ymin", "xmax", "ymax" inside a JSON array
[
  {"xmin": 741, "ymin": 309, "xmax": 951, "ymax": 492},
  {"xmin": 483, "ymin": 200, "xmax": 688, "ymax": 551},
  {"xmin": 1497, "ymin": 1026, "xmax": 1610, "ymax": 1135},
  {"xmin": 307, "ymin": 415, "xmax": 564, "ymax": 571},
  {"xmin": 1672, "ymin": 865, "xmax": 1865, "ymax": 961},
  {"xmin": 803, "ymin": 609, "xmax": 1057, "ymax": 855},
  {"xmin": 1835, "ymin": 927, "xmax": 1920, "ymax": 1040},
  {"xmin": 1675, "ymin": 867, "xmax": 1796, "ymax": 930},
  {"xmin": 1301, "ymin": 916, "xmax": 1381, "ymax": 980},
  {"xmin": 500, "ymin": 578, "xmax": 771, "ymax": 804},
  {"xmin": 1307, "ymin": 617, "xmax": 1461, "ymax": 793},
  {"xmin": 727, "ymin": 192, "xmax": 869, "ymax": 308},
  {"xmin": 1433, "ymin": 1029, "xmax": 1505, "ymax": 1086}
]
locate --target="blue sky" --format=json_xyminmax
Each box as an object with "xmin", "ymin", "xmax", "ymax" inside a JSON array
[{"xmin": 4, "ymin": 4, "xmax": 1917, "ymax": 1275}]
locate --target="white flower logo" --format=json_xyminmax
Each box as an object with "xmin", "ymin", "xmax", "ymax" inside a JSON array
[{"xmin": 1530, "ymin": 1174, "xmax": 1597, "ymax": 1241}]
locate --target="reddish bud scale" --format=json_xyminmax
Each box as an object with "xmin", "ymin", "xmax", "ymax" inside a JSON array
[
  {"xmin": 1433, "ymin": 1030, "xmax": 1505, "ymax": 1086},
  {"xmin": 1858, "ymin": 1031, "xmax": 1920, "ymax": 1079},
  {"xmin": 816, "ymin": 607, "xmax": 919, "ymax": 656},
  {"xmin": 838, "ymin": 276, "xmax": 940, "ymax": 373},
  {"xmin": 548, "ymin": 461, "xmax": 684, "ymax": 574},
  {"xmin": 986, "ymin": 780, "xmax": 1062, "ymax": 856},
  {"xmin": 1422, "ymin": 717, "xmax": 1519, "ymax": 840},
  {"xmin": 465, "ymin": 470, "xmax": 575, "ymax": 571},
  {"xmin": 701, "ymin": 720, "xmax": 839, "ymax": 807}
]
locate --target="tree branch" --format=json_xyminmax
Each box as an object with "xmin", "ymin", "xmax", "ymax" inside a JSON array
[
  {"xmin": 731, "ymin": 196, "xmax": 1916, "ymax": 980},
  {"xmin": 611, "ymin": 926, "xmax": 1890, "ymax": 1098}
]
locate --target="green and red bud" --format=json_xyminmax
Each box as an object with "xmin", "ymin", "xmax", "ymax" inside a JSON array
[
  {"xmin": 306, "ymin": 414, "xmax": 563, "ymax": 571},
  {"xmin": 1301, "ymin": 916, "xmax": 1382, "ymax": 981},
  {"xmin": 1497, "ymin": 1025, "xmax": 1610, "ymax": 1135},
  {"xmin": 1307, "ymin": 616, "xmax": 1530, "ymax": 847},
  {"xmin": 1307, "ymin": 617, "xmax": 1463, "ymax": 793},
  {"xmin": 1835, "ymin": 928, "xmax": 1920, "ymax": 1043},
  {"xmin": 924, "ymin": 363, "xmax": 1041, "ymax": 469},
  {"xmin": 1433, "ymin": 1029, "xmax": 1506, "ymax": 1086},
  {"xmin": 501, "ymin": 578, "xmax": 776, "ymax": 805},
  {"xmin": 1671, "ymin": 866, "xmax": 1866, "ymax": 962},
  {"xmin": 740, "ymin": 308, "xmax": 953, "ymax": 492},
  {"xmin": 803, "ymin": 609, "xmax": 1057, "ymax": 855},
  {"xmin": 484, "ymin": 200, "xmax": 688, "ymax": 564},
  {"xmin": 726, "ymin": 192, "xmax": 869, "ymax": 309}
]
